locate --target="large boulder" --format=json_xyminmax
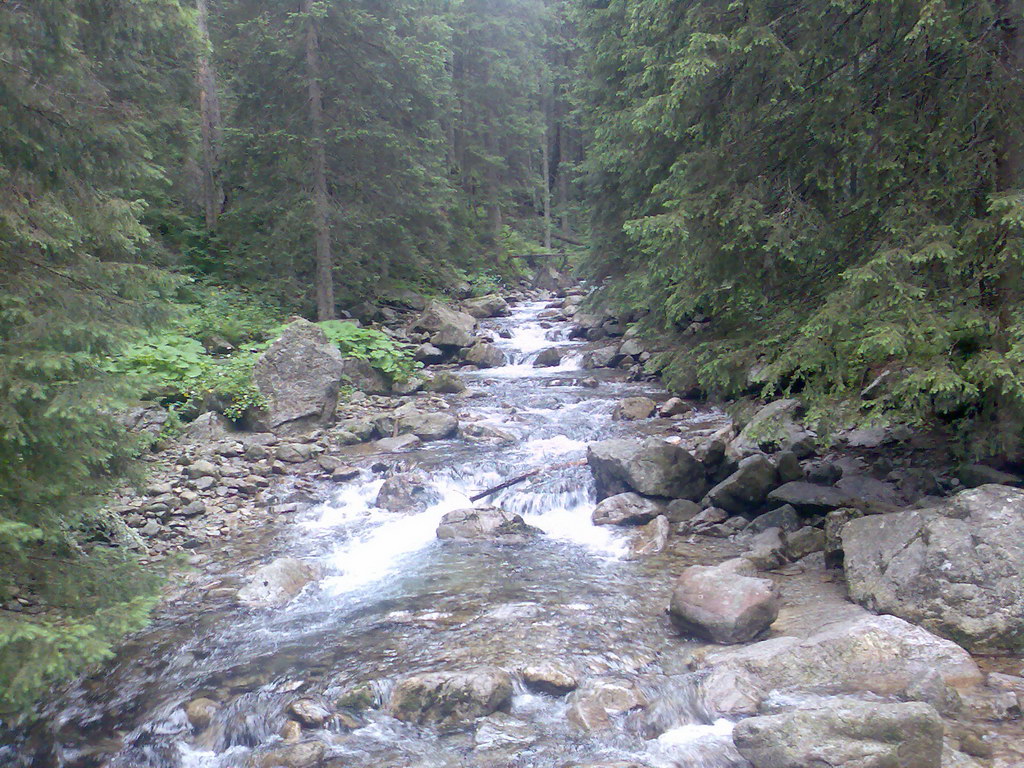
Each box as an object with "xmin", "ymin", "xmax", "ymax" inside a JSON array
[
  {"xmin": 694, "ymin": 614, "xmax": 982, "ymax": 717},
  {"xmin": 533, "ymin": 347, "xmax": 563, "ymax": 367},
  {"xmin": 462, "ymin": 295, "xmax": 511, "ymax": 318},
  {"xmin": 612, "ymin": 397, "xmax": 657, "ymax": 421},
  {"xmin": 842, "ymin": 485, "xmax": 1024, "ymax": 653},
  {"xmin": 733, "ymin": 699, "xmax": 943, "ymax": 768},
  {"xmin": 376, "ymin": 472, "xmax": 440, "ymax": 513},
  {"xmin": 396, "ymin": 411, "xmax": 459, "ymax": 441},
  {"xmin": 669, "ymin": 561, "xmax": 780, "ymax": 643},
  {"xmin": 237, "ymin": 558, "xmax": 320, "ymax": 608},
  {"xmin": 340, "ymin": 358, "xmax": 391, "ymax": 395},
  {"xmin": 389, "ymin": 668, "xmax": 513, "ymax": 729},
  {"xmin": 411, "ymin": 300, "xmax": 478, "ymax": 336},
  {"xmin": 180, "ymin": 411, "xmax": 234, "ymax": 443},
  {"xmin": 767, "ymin": 482, "xmax": 853, "ymax": 515},
  {"xmin": 591, "ymin": 492, "xmax": 662, "ymax": 526},
  {"xmin": 464, "ymin": 342, "xmax": 507, "ymax": 369},
  {"xmin": 587, "ymin": 438, "xmax": 707, "ymax": 501},
  {"xmin": 705, "ymin": 455, "xmax": 779, "ymax": 515},
  {"xmin": 253, "ymin": 319, "xmax": 346, "ymax": 434},
  {"xmin": 436, "ymin": 507, "xmax": 541, "ymax": 541},
  {"xmin": 728, "ymin": 399, "xmax": 816, "ymax": 459}
]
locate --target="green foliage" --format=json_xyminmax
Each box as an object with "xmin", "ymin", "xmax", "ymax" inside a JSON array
[
  {"xmin": 578, "ymin": 0, "xmax": 1024, "ymax": 459},
  {"xmin": 318, "ymin": 321, "xmax": 422, "ymax": 382}
]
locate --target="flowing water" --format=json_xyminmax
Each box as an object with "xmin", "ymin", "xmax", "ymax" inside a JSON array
[{"xmin": 6, "ymin": 299, "xmax": 744, "ymax": 768}]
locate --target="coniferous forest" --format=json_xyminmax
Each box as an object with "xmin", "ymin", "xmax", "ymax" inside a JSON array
[{"xmin": 3, "ymin": 1, "xmax": 1024, "ymax": 764}]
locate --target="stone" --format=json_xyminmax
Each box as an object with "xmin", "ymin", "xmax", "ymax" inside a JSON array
[
  {"xmin": 186, "ymin": 459, "xmax": 220, "ymax": 479},
  {"xmin": 276, "ymin": 443, "xmax": 314, "ymax": 463},
  {"xmin": 678, "ymin": 506, "xmax": 728, "ymax": 535},
  {"xmin": 748, "ymin": 505, "xmax": 802, "ymax": 534},
  {"xmin": 659, "ymin": 397, "xmax": 692, "ymax": 417},
  {"xmin": 473, "ymin": 712, "xmax": 537, "ymax": 753},
  {"xmin": 279, "ymin": 720, "xmax": 302, "ymax": 742},
  {"xmin": 372, "ymin": 434, "xmax": 421, "ymax": 452},
  {"xmin": 396, "ymin": 411, "xmax": 459, "ymax": 441},
  {"xmin": 733, "ymin": 699, "xmax": 943, "ymax": 768},
  {"xmin": 957, "ymin": 464, "xmax": 1023, "ymax": 489},
  {"xmin": 628, "ymin": 515, "xmax": 670, "ymax": 557},
  {"xmin": 842, "ymin": 485, "xmax": 1024, "ymax": 652},
  {"xmin": 591, "ymin": 492, "xmax": 662, "ymax": 526},
  {"xmin": 436, "ymin": 507, "xmax": 541, "ymax": 541},
  {"xmin": 287, "ymin": 698, "xmax": 330, "ymax": 728},
  {"xmin": 253, "ymin": 319, "xmax": 346, "ymax": 434},
  {"xmin": 376, "ymin": 472, "xmax": 440, "ymax": 514},
  {"xmin": 774, "ymin": 451, "xmax": 804, "ymax": 483},
  {"xmin": 612, "ymin": 396, "xmax": 657, "ymax": 421},
  {"xmin": 464, "ymin": 342, "xmax": 507, "ymax": 368},
  {"xmin": 424, "ymin": 372, "xmax": 467, "ymax": 394},
  {"xmin": 119, "ymin": 403, "xmax": 169, "ymax": 436},
  {"xmin": 411, "ymin": 300, "xmax": 478, "ymax": 336},
  {"xmin": 389, "ymin": 668, "xmax": 513, "ymax": 729},
  {"xmin": 521, "ymin": 662, "xmax": 578, "ymax": 696},
  {"xmin": 180, "ymin": 412, "xmax": 234, "ymax": 443},
  {"xmin": 460, "ymin": 422, "xmax": 517, "ymax": 444},
  {"xmin": 823, "ymin": 507, "xmax": 863, "ymax": 568},
  {"xmin": 533, "ymin": 347, "xmax": 563, "ymax": 367},
  {"xmin": 462, "ymin": 294, "xmax": 511, "ymax": 318},
  {"xmin": 184, "ymin": 697, "xmax": 218, "ymax": 730},
  {"xmin": 705, "ymin": 455, "xmax": 779, "ymax": 515},
  {"xmin": 237, "ymin": 558, "xmax": 320, "ymax": 608},
  {"xmin": 669, "ymin": 561, "xmax": 780, "ymax": 643},
  {"xmin": 834, "ymin": 475, "xmax": 901, "ymax": 507},
  {"xmin": 341, "ymin": 358, "xmax": 391, "ymax": 395},
  {"xmin": 582, "ymin": 345, "xmax": 620, "ymax": 369},
  {"xmin": 565, "ymin": 677, "xmax": 647, "ymax": 731},
  {"xmin": 665, "ymin": 499, "xmax": 702, "ymax": 524},
  {"xmin": 784, "ymin": 526, "xmax": 825, "ymax": 560},
  {"xmin": 431, "ymin": 325, "xmax": 476, "ymax": 349},
  {"xmin": 767, "ymin": 482, "xmax": 852, "ymax": 515},
  {"xmin": 256, "ymin": 741, "xmax": 326, "ymax": 768},
  {"xmin": 414, "ymin": 343, "xmax": 446, "ymax": 364},
  {"xmin": 729, "ymin": 399, "xmax": 816, "ymax": 459},
  {"xmin": 587, "ymin": 438, "xmax": 708, "ymax": 501},
  {"xmin": 694, "ymin": 614, "xmax": 983, "ymax": 717},
  {"xmin": 742, "ymin": 527, "xmax": 787, "ymax": 570}
]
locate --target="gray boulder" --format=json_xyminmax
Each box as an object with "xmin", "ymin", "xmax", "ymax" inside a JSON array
[
  {"xmin": 582, "ymin": 345, "xmax": 620, "ymax": 369},
  {"xmin": 767, "ymin": 482, "xmax": 852, "ymax": 515},
  {"xmin": 591, "ymin": 492, "xmax": 662, "ymax": 526},
  {"xmin": 521, "ymin": 661, "xmax": 578, "ymax": 696},
  {"xmin": 376, "ymin": 472, "xmax": 440, "ymax": 513},
  {"xmin": 462, "ymin": 294, "xmax": 511, "ymax": 318},
  {"xmin": 628, "ymin": 515, "xmax": 670, "ymax": 557},
  {"xmin": 706, "ymin": 455, "xmax": 779, "ymax": 514},
  {"xmin": 842, "ymin": 484, "xmax": 1024, "ymax": 652},
  {"xmin": 733, "ymin": 699, "xmax": 943, "ymax": 768},
  {"xmin": 728, "ymin": 399, "xmax": 816, "ymax": 459},
  {"xmin": 464, "ymin": 342, "xmax": 507, "ymax": 368},
  {"xmin": 669, "ymin": 561, "xmax": 779, "ymax": 643},
  {"xmin": 389, "ymin": 668, "xmax": 513, "ymax": 729},
  {"xmin": 180, "ymin": 411, "xmax": 234, "ymax": 443},
  {"xmin": 253, "ymin": 319, "xmax": 346, "ymax": 434},
  {"xmin": 565, "ymin": 677, "xmax": 647, "ymax": 732},
  {"xmin": 237, "ymin": 558, "xmax": 320, "ymax": 608},
  {"xmin": 341, "ymin": 357, "xmax": 391, "ymax": 395},
  {"xmin": 436, "ymin": 507, "xmax": 541, "ymax": 541},
  {"xmin": 397, "ymin": 411, "xmax": 459, "ymax": 441},
  {"xmin": 412, "ymin": 300, "xmax": 477, "ymax": 336},
  {"xmin": 587, "ymin": 438, "xmax": 707, "ymax": 501},
  {"xmin": 748, "ymin": 505, "xmax": 802, "ymax": 534},
  {"xmin": 612, "ymin": 396, "xmax": 657, "ymax": 421},
  {"xmin": 431, "ymin": 325, "xmax": 476, "ymax": 349},
  {"xmin": 694, "ymin": 614, "xmax": 982, "ymax": 718},
  {"xmin": 533, "ymin": 347, "xmax": 563, "ymax": 367},
  {"xmin": 414, "ymin": 343, "xmax": 446, "ymax": 364}
]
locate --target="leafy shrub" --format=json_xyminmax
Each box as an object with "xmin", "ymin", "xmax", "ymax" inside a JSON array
[{"xmin": 318, "ymin": 320, "xmax": 421, "ymax": 382}]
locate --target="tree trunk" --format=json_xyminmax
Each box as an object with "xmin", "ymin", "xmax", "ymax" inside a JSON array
[
  {"xmin": 303, "ymin": 0, "xmax": 335, "ymax": 321},
  {"xmin": 196, "ymin": 0, "xmax": 224, "ymax": 229}
]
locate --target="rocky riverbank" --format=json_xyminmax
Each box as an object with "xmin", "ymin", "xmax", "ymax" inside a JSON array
[{"xmin": 6, "ymin": 279, "xmax": 1023, "ymax": 768}]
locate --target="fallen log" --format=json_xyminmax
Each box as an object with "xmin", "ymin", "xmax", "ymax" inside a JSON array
[{"xmin": 470, "ymin": 459, "xmax": 587, "ymax": 502}]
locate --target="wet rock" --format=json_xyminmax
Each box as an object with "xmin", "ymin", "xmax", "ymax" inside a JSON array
[
  {"xmin": 748, "ymin": 505, "xmax": 801, "ymax": 535},
  {"xmin": 843, "ymin": 485, "xmax": 1024, "ymax": 652},
  {"xmin": 784, "ymin": 526, "xmax": 825, "ymax": 561},
  {"xmin": 533, "ymin": 347, "xmax": 563, "ymax": 367},
  {"xmin": 461, "ymin": 421, "xmax": 517, "ymax": 443},
  {"xmin": 742, "ymin": 527, "xmax": 787, "ymax": 570},
  {"xmin": 372, "ymin": 434, "xmax": 421, "ymax": 453},
  {"xmin": 287, "ymin": 698, "xmax": 330, "ymax": 728},
  {"xmin": 181, "ymin": 412, "xmax": 234, "ymax": 443},
  {"xmin": 436, "ymin": 507, "xmax": 541, "ymax": 541},
  {"xmin": 628, "ymin": 515, "xmax": 670, "ymax": 557},
  {"xmin": 414, "ymin": 342, "xmax": 446, "ymax": 364},
  {"xmin": 612, "ymin": 396, "xmax": 657, "ymax": 421},
  {"xmin": 464, "ymin": 342, "xmax": 507, "ymax": 368},
  {"xmin": 957, "ymin": 464, "xmax": 1023, "ymax": 489},
  {"xmin": 705, "ymin": 454, "xmax": 779, "ymax": 515},
  {"xmin": 237, "ymin": 558, "xmax": 320, "ymax": 608},
  {"xmin": 462, "ymin": 294, "xmax": 511, "ymax": 318},
  {"xmin": 728, "ymin": 399, "xmax": 816, "ymax": 459},
  {"xmin": 521, "ymin": 661, "xmax": 578, "ymax": 696},
  {"xmin": 695, "ymin": 614, "xmax": 982, "ymax": 717},
  {"xmin": 733, "ymin": 699, "xmax": 943, "ymax": 768},
  {"xmin": 678, "ymin": 506, "xmax": 728, "ymax": 535},
  {"xmin": 376, "ymin": 472, "xmax": 440, "ymax": 514},
  {"xmin": 767, "ymin": 482, "xmax": 851, "ymax": 515},
  {"xmin": 591, "ymin": 492, "xmax": 662, "ymax": 526},
  {"xmin": 582, "ymin": 345, "xmax": 621, "ymax": 369},
  {"xmin": 254, "ymin": 319, "xmax": 346, "ymax": 434},
  {"xmin": 254, "ymin": 741, "xmax": 326, "ymax": 768},
  {"xmin": 665, "ymin": 499, "xmax": 702, "ymax": 524},
  {"xmin": 424, "ymin": 371, "xmax": 467, "ymax": 394},
  {"xmin": 659, "ymin": 397, "xmax": 692, "ymax": 417},
  {"xmin": 184, "ymin": 697, "xmax": 219, "ymax": 730},
  {"xmin": 587, "ymin": 438, "xmax": 707, "ymax": 501},
  {"xmin": 389, "ymin": 667, "xmax": 513, "ymax": 729},
  {"xmin": 669, "ymin": 561, "xmax": 780, "ymax": 643},
  {"xmin": 279, "ymin": 719, "xmax": 302, "ymax": 742},
  {"xmin": 397, "ymin": 411, "xmax": 459, "ymax": 441},
  {"xmin": 473, "ymin": 712, "xmax": 537, "ymax": 753},
  {"xmin": 566, "ymin": 677, "xmax": 648, "ymax": 731}
]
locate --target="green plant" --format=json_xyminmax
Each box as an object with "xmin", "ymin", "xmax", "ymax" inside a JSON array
[
  {"xmin": 187, "ymin": 349, "xmax": 267, "ymax": 420},
  {"xmin": 318, "ymin": 320, "xmax": 421, "ymax": 382}
]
